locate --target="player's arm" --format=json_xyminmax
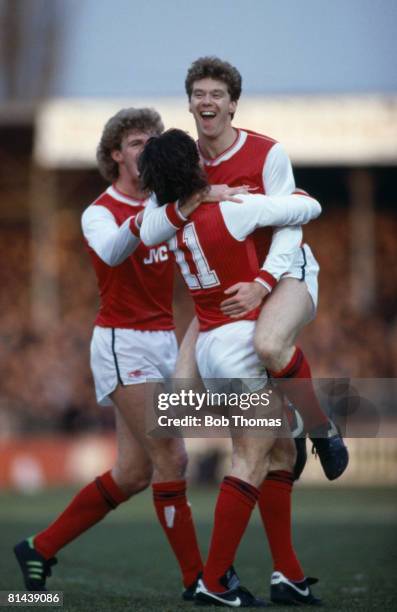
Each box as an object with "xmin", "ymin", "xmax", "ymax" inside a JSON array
[
  {"xmin": 140, "ymin": 195, "xmax": 189, "ymax": 246},
  {"xmin": 81, "ymin": 204, "xmax": 141, "ymax": 266},
  {"xmin": 257, "ymin": 142, "xmax": 303, "ymax": 291},
  {"xmin": 140, "ymin": 186, "xmax": 249, "ymax": 246},
  {"xmin": 220, "ymin": 144, "xmax": 316, "ymax": 316},
  {"xmin": 220, "ymin": 191, "xmax": 321, "ymax": 236},
  {"xmin": 219, "ymin": 192, "xmax": 320, "ymax": 317}
]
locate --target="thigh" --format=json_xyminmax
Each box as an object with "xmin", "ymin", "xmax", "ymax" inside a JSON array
[
  {"xmin": 174, "ymin": 317, "xmax": 201, "ymax": 379},
  {"xmin": 255, "ymin": 277, "xmax": 314, "ymax": 347},
  {"xmin": 111, "ymin": 383, "xmax": 186, "ymax": 475},
  {"xmin": 173, "ymin": 317, "xmax": 205, "ymax": 395}
]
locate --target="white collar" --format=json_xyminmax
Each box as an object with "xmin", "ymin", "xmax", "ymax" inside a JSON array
[
  {"xmin": 107, "ymin": 185, "xmax": 147, "ymax": 207},
  {"xmin": 199, "ymin": 129, "xmax": 248, "ymax": 167}
]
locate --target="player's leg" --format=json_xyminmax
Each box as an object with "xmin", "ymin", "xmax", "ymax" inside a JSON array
[
  {"xmin": 194, "ymin": 323, "xmax": 271, "ymax": 606},
  {"xmin": 196, "ymin": 432, "xmax": 273, "ymax": 607},
  {"xmin": 260, "ymin": 438, "xmax": 317, "ymax": 605},
  {"xmin": 254, "ymin": 276, "xmax": 348, "ymax": 480},
  {"xmin": 197, "ymin": 433, "xmax": 276, "ymax": 607},
  {"xmin": 14, "ymin": 407, "xmax": 152, "ymax": 591},
  {"xmin": 256, "ymin": 435, "xmax": 321, "ymax": 605},
  {"xmin": 111, "ymin": 407, "xmax": 153, "ymax": 493},
  {"xmin": 258, "ymin": 438, "xmax": 304, "ymax": 580},
  {"xmin": 254, "ymin": 277, "xmax": 324, "ymax": 426},
  {"xmin": 173, "ymin": 317, "xmax": 205, "ymax": 397},
  {"xmin": 111, "ymin": 382, "xmax": 203, "ymax": 592}
]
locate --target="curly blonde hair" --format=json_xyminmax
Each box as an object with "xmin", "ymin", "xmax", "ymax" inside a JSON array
[{"xmin": 96, "ymin": 108, "xmax": 164, "ymax": 182}]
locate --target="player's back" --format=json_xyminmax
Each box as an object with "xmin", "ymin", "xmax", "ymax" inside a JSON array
[{"xmin": 169, "ymin": 201, "xmax": 260, "ymax": 331}]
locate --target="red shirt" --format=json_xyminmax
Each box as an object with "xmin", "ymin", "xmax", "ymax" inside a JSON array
[{"xmin": 82, "ymin": 186, "xmax": 174, "ymax": 330}]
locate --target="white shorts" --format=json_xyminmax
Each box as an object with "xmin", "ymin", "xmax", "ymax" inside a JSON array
[
  {"xmin": 196, "ymin": 320, "xmax": 266, "ymax": 393},
  {"xmin": 90, "ymin": 327, "xmax": 178, "ymax": 406},
  {"xmin": 284, "ymin": 244, "xmax": 319, "ymax": 311}
]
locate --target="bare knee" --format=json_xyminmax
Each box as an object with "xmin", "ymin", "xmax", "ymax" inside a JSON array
[
  {"xmin": 254, "ymin": 332, "xmax": 293, "ymax": 373},
  {"xmin": 232, "ymin": 456, "xmax": 270, "ymax": 487},
  {"xmin": 112, "ymin": 461, "xmax": 153, "ymax": 498},
  {"xmin": 231, "ymin": 440, "xmax": 274, "ymax": 487},
  {"xmin": 268, "ymin": 438, "xmax": 296, "ymax": 473},
  {"xmin": 152, "ymin": 441, "xmax": 188, "ymax": 482}
]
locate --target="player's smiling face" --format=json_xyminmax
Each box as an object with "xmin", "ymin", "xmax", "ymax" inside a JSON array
[
  {"xmin": 112, "ymin": 130, "xmax": 153, "ymax": 182},
  {"xmin": 189, "ymin": 78, "xmax": 237, "ymax": 140}
]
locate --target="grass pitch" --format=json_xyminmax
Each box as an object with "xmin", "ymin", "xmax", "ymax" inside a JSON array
[{"xmin": 0, "ymin": 486, "xmax": 396, "ymax": 611}]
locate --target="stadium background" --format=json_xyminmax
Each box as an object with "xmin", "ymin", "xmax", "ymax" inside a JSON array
[{"xmin": 0, "ymin": 1, "xmax": 396, "ymax": 609}]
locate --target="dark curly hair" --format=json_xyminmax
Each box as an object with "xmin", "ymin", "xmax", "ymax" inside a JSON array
[
  {"xmin": 96, "ymin": 107, "xmax": 164, "ymax": 183},
  {"xmin": 138, "ymin": 129, "xmax": 208, "ymax": 205},
  {"xmin": 185, "ymin": 56, "xmax": 242, "ymax": 102}
]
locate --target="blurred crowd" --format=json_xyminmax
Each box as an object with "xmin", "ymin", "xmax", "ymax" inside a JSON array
[{"xmin": 0, "ymin": 205, "xmax": 396, "ymax": 434}]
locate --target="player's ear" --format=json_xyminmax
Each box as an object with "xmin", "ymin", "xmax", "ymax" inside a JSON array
[
  {"xmin": 229, "ymin": 100, "xmax": 237, "ymax": 117},
  {"xmin": 111, "ymin": 149, "xmax": 123, "ymax": 163}
]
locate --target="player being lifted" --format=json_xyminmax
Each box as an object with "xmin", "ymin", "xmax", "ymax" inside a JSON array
[
  {"xmin": 181, "ymin": 56, "xmax": 348, "ymax": 479},
  {"xmin": 14, "ymin": 108, "xmax": 205, "ymax": 598},
  {"xmin": 139, "ymin": 127, "xmax": 323, "ymax": 607}
]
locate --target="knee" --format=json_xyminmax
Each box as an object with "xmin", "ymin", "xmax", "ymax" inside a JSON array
[
  {"xmin": 113, "ymin": 461, "xmax": 153, "ymax": 498},
  {"xmin": 268, "ymin": 440, "xmax": 297, "ymax": 473},
  {"xmin": 231, "ymin": 453, "xmax": 271, "ymax": 488},
  {"xmin": 153, "ymin": 443, "xmax": 189, "ymax": 481},
  {"xmin": 254, "ymin": 332, "xmax": 291, "ymax": 373},
  {"xmin": 169, "ymin": 445, "xmax": 189, "ymax": 477}
]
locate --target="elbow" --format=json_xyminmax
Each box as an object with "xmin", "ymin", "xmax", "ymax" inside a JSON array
[
  {"xmin": 303, "ymin": 197, "xmax": 321, "ymax": 222},
  {"xmin": 139, "ymin": 228, "xmax": 156, "ymax": 247},
  {"xmin": 313, "ymin": 200, "xmax": 322, "ymax": 218},
  {"xmin": 102, "ymin": 255, "xmax": 123, "ymax": 267}
]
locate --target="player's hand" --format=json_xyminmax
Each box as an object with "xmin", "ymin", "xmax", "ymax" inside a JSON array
[
  {"xmin": 206, "ymin": 184, "xmax": 255, "ymax": 203},
  {"xmin": 220, "ymin": 281, "xmax": 269, "ymax": 317}
]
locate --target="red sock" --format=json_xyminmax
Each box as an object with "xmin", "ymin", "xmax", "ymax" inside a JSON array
[
  {"xmin": 258, "ymin": 471, "xmax": 304, "ymax": 581},
  {"xmin": 152, "ymin": 480, "xmax": 203, "ymax": 588},
  {"xmin": 270, "ymin": 347, "xmax": 328, "ymax": 433},
  {"xmin": 34, "ymin": 471, "xmax": 128, "ymax": 559},
  {"xmin": 203, "ymin": 476, "xmax": 259, "ymax": 592}
]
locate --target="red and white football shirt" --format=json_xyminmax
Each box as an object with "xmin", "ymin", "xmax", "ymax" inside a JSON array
[
  {"xmin": 162, "ymin": 193, "xmax": 321, "ymax": 331},
  {"xmin": 82, "ymin": 185, "xmax": 174, "ymax": 330},
  {"xmin": 201, "ymin": 128, "xmax": 300, "ymax": 291}
]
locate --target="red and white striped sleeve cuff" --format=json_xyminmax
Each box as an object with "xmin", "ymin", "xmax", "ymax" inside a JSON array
[
  {"xmin": 254, "ymin": 270, "xmax": 278, "ymax": 293},
  {"xmin": 165, "ymin": 202, "xmax": 188, "ymax": 229},
  {"xmin": 293, "ymin": 188, "xmax": 309, "ymax": 196},
  {"xmin": 129, "ymin": 215, "xmax": 141, "ymax": 238}
]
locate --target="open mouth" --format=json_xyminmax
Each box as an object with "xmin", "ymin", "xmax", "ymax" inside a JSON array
[{"xmin": 200, "ymin": 111, "xmax": 216, "ymax": 119}]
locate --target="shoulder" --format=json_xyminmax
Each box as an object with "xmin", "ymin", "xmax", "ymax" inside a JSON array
[
  {"xmin": 81, "ymin": 200, "xmax": 115, "ymax": 229},
  {"xmin": 241, "ymin": 128, "xmax": 278, "ymax": 148},
  {"xmin": 92, "ymin": 188, "xmax": 116, "ymax": 208}
]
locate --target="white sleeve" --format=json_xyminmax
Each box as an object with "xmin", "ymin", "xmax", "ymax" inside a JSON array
[
  {"xmin": 220, "ymin": 193, "xmax": 321, "ymax": 240},
  {"xmin": 81, "ymin": 204, "xmax": 140, "ymax": 266},
  {"xmin": 260, "ymin": 142, "xmax": 305, "ymax": 289},
  {"xmin": 263, "ymin": 142, "xmax": 295, "ymax": 196},
  {"xmin": 221, "ymin": 192, "xmax": 320, "ymax": 289},
  {"xmin": 140, "ymin": 195, "xmax": 188, "ymax": 246},
  {"xmin": 260, "ymin": 226, "xmax": 303, "ymax": 282}
]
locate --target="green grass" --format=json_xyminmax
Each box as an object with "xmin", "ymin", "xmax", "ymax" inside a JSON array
[{"xmin": 0, "ymin": 486, "xmax": 396, "ymax": 611}]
